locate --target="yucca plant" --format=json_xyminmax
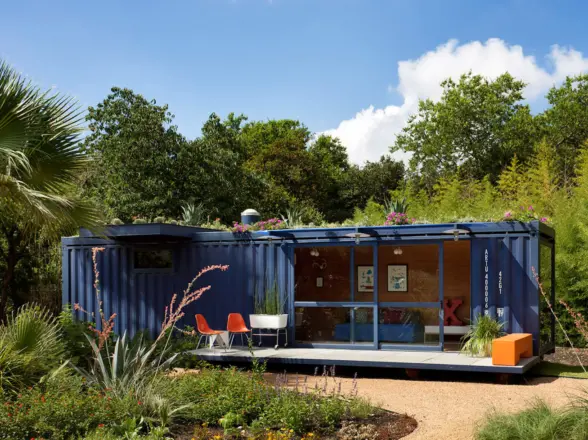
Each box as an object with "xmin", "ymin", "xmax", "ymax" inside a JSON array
[
  {"xmin": 461, "ymin": 314, "xmax": 505, "ymax": 357},
  {"xmin": 71, "ymin": 332, "xmax": 177, "ymax": 400}
]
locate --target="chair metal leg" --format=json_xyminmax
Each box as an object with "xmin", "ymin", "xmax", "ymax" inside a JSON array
[
  {"xmin": 228, "ymin": 333, "xmax": 235, "ymax": 350},
  {"xmin": 196, "ymin": 335, "xmax": 204, "ymax": 350}
]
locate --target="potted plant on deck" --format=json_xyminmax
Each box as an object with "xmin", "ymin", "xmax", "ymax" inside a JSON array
[{"xmin": 249, "ymin": 278, "xmax": 288, "ymax": 334}]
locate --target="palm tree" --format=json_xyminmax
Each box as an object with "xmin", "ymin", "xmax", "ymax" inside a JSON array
[{"xmin": 0, "ymin": 60, "xmax": 99, "ymax": 320}]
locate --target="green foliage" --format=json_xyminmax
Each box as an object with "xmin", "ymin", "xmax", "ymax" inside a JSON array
[
  {"xmin": 133, "ymin": 218, "xmax": 148, "ymax": 224},
  {"xmin": 475, "ymin": 400, "xmax": 588, "ymax": 440},
  {"xmin": 160, "ymin": 367, "xmax": 376, "ymax": 435},
  {"xmin": 58, "ymin": 305, "xmax": 95, "ymax": 367},
  {"xmin": 352, "ymin": 198, "xmax": 386, "ymax": 226},
  {"xmin": 81, "ymin": 87, "xmax": 188, "ymax": 221},
  {"xmin": 0, "ymin": 374, "xmax": 142, "ymax": 440},
  {"xmin": 111, "ymin": 218, "xmax": 124, "ymax": 225},
  {"xmin": 461, "ymin": 314, "xmax": 505, "ymax": 357},
  {"xmin": 394, "ymin": 72, "xmax": 538, "ymax": 189},
  {"xmin": 0, "ymin": 304, "xmax": 65, "ymax": 393},
  {"xmin": 0, "ymin": 59, "xmax": 99, "ymax": 320},
  {"xmin": 152, "ymin": 216, "xmax": 166, "ymax": 224}
]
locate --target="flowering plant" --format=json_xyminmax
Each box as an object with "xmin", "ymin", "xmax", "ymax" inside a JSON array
[
  {"xmin": 384, "ymin": 212, "xmax": 414, "ymax": 226},
  {"xmin": 232, "ymin": 218, "xmax": 287, "ymax": 232},
  {"xmin": 503, "ymin": 206, "xmax": 549, "ymax": 223}
]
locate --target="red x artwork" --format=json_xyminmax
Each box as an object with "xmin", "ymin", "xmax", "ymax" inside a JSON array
[{"xmin": 444, "ymin": 299, "xmax": 463, "ymax": 326}]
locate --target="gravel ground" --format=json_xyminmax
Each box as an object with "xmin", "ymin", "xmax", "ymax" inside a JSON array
[{"xmin": 292, "ymin": 374, "xmax": 585, "ymax": 440}]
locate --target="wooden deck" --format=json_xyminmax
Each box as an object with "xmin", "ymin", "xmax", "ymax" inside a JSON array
[{"xmin": 190, "ymin": 347, "xmax": 540, "ymax": 374}]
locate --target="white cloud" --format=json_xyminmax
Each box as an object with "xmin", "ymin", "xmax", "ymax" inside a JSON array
[{"xmin": 323, "ymin": 38, "xmax": 588, "ymax": 165}]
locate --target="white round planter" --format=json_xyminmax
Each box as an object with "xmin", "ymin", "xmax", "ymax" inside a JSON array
[{"xmin": 249, "ymin": 314, "xmax": 288, "ymax": 329}]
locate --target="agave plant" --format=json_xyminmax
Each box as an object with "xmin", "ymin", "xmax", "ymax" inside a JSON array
[
  {"xmin": 384, "ymin": 197, "xmax": 410, "ymax": 215},
  {"xmin": 181, "ymin": 202, "xmax": 206, "ymax": 226},
  {"xmin": 280, "ymin": 206, "xmax": 304, "ymax": 228},
  {"xmin": 461, "ymin": 314, "xmax": 505, "ymax": 357}
]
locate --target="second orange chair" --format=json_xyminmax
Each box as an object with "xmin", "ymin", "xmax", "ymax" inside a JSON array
[{"xmin": 227, "ymin": 313, "xmax": 251, "ymax": 350}]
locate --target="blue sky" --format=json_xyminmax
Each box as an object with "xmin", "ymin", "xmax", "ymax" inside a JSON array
[{"xmin": 3, "ymin": 1, "xmax": 588, "ymax": 163}]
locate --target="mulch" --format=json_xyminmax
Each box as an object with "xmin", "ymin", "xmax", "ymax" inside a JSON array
[{"xmin": 544, "ymin": 347, "xmax": 588, "ymax": 366}]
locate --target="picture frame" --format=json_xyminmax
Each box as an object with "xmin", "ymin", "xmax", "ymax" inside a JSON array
[
  {"xmin": 388, "ymin": 264, "xmax": 408, "ymax": 292},
  {"xmin": 357, "ymin": 266, "xmax": 374, "ymax": 292}
]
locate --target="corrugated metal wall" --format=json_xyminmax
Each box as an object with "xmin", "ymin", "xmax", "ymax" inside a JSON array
[
  {"xmin": 470, "ymin": 236, "xmax": 540, "ymax": 354},
  {"xmin": 63, "ymin": 232, "xmax": 545, "ymax": 354},
  {"xmin": 62, "ymin": 241, "xmax": 291, "ymax": 337}
]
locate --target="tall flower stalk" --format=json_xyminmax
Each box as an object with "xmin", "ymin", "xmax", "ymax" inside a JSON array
[{"xmin": 532, "ymin": 266, "xmax": 587, "ymax": 372}]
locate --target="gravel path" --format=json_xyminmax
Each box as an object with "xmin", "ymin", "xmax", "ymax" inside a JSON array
[{"xmin": 295, "ymin": 374, "xmax": 585, "ymax": 440}]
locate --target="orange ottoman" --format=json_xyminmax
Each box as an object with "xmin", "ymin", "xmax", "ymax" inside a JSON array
[{"xmin": 492, "ymin": 334, "xmax": 533, "ymax": 366}]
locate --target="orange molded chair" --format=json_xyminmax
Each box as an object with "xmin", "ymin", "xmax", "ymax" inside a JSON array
[
  {"xmin": 195, "ymin": 314, "xmax": 224, "ymax": 349},
  {"xmin": 227, "ymin": 313, "xmax": 251, "ymax": 349}
]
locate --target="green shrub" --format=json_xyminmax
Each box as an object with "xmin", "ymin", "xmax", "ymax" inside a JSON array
[
  {"xmin": 0, "ymin": 374, "xmax": 142, "ymax": 440},
  {"xmin": 475, "ymin": 400, "xmax": 588, "ymax": 440},
  {"xmin": 162, "ymin": 367, "xmax": 269, "ymax": 425},
  {"xmin": 58, "ymin": 305, "xmax": 96, "ymax": 368},
  {"xmin": 0, "ymin": 304, "xmax": 65, "ymax": 393},
  {"xmin": 110, "ymin": 218, "xmax": 124, "ymax": 225},
  {"xmin": 461, "ymin": 314, "xmax": 505, "ymax": 357}
]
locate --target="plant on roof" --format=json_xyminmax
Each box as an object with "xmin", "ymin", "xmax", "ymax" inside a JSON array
[
  {"xmin": 181, "ymin": 201, "xmax": 206, "ymax": 226},
  {"xmin": 232, "ymin": 217, "xmax": 287, "ymax": 233},
  {"xmin": 111, "ymin": 218, "xmax": 124, "ymax": 225},
  {"xmin": 384, "ymin": 196, "xmax": 410, "ymax": 215},
  {"xmin": 461, "ymin": 314, "xmax": 505, "ymax": 357},
  {"xmin": 503, "ymin": 205, "xmax": 549, "ymax": 223},
  {"xmin": 384, "ymin": 212, "xmax": 415, "ymax": 225}
]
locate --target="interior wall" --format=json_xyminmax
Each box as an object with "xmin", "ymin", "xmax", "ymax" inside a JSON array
[{"xmin": 293, "ymin": 241, "xmax": 471, "ymax": 325}]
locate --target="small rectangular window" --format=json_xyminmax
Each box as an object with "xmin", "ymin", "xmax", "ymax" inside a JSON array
[{"xmin": 134, "ymin": 250, "xmax": 173, "ymax": 270}]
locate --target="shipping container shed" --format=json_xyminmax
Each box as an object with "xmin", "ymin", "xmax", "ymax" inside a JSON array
[{"xmin": 62, "ymin": 221, "xmax": 555, "ymax": 358}]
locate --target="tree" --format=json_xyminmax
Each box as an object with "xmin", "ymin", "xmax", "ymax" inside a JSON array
[
  {"xmin": 179, "ymin": 113, "xmax": 262, "ymax": 222},
  {"xmin": 240, "ymin": 119, "xmax": 321, "ymax": 217},
  {"xmin": 393, "ymin": 72, "xmax": 538, "ymax": 190},
  {"xmin": 80, "ymin": 87, "xmax": 188, "ymax": 221},
  {"xmin": 341, "ymin": 156, "xmax": 405, "ymax": 217},
  {"xmin": 540, "ymin": 74, "xmax": 588, "ymax": 187},
  {"xmin": 0, "ymin": 60, "xmax": 98, "ymax": 320}
]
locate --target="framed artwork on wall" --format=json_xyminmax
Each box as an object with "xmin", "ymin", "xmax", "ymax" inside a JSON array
[
  {"xmin": 388, "ymin": 264, "xmax": 408, "ymax": 292},
  {"xmin": 357, "ymin": 266, "xmax": 374, "ymax": 292}
]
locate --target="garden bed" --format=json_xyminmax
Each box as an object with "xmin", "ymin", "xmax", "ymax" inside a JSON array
[{"xmin": 168, "ymin": 410, "xmax": 417, "ymax": 440}]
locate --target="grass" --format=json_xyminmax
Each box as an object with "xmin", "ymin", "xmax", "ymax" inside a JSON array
[
  {"xmin": 475, "ymin": 400, "xmax": 588, "ymax": 440},
  {"xmin": 531, "ymin": 361, "xmax": 588, "ymax": 379}
]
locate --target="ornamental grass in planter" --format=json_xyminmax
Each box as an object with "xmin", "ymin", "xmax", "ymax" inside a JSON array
[
  {"xmin": 250, "ymin": 278, "xmax": 288, "ymax": 329},
  {"xmin": 460, "ymin": 314, "xmax": 505, "ymax": 357}
]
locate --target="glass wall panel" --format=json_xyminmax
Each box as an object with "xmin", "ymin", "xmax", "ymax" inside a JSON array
[
  {"xmin": 378, "ymin": 307, "xmax": 439, "ymax": 345},
  {"xmin": 294, "ymin": 247, "xmax": 350, "ymax": 302},
  {"xmin": 294, "ymin": 307, "xmax": 374, "ymax": 344},
  {"xmin": 295, "ymin": 307, "xmax": 350, "ymax": 343},
  {"xmin": 378, "ymin": 244, "xmax": 439, "ymax": 303}
]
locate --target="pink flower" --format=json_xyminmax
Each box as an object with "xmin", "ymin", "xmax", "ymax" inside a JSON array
[
  {"xmin": 540, "ymin": 217, "xmax": 548, "ymax": 223},
  {"xmin": 504, "ymin": 211, "xmax": 512, "ymax": 218}
]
